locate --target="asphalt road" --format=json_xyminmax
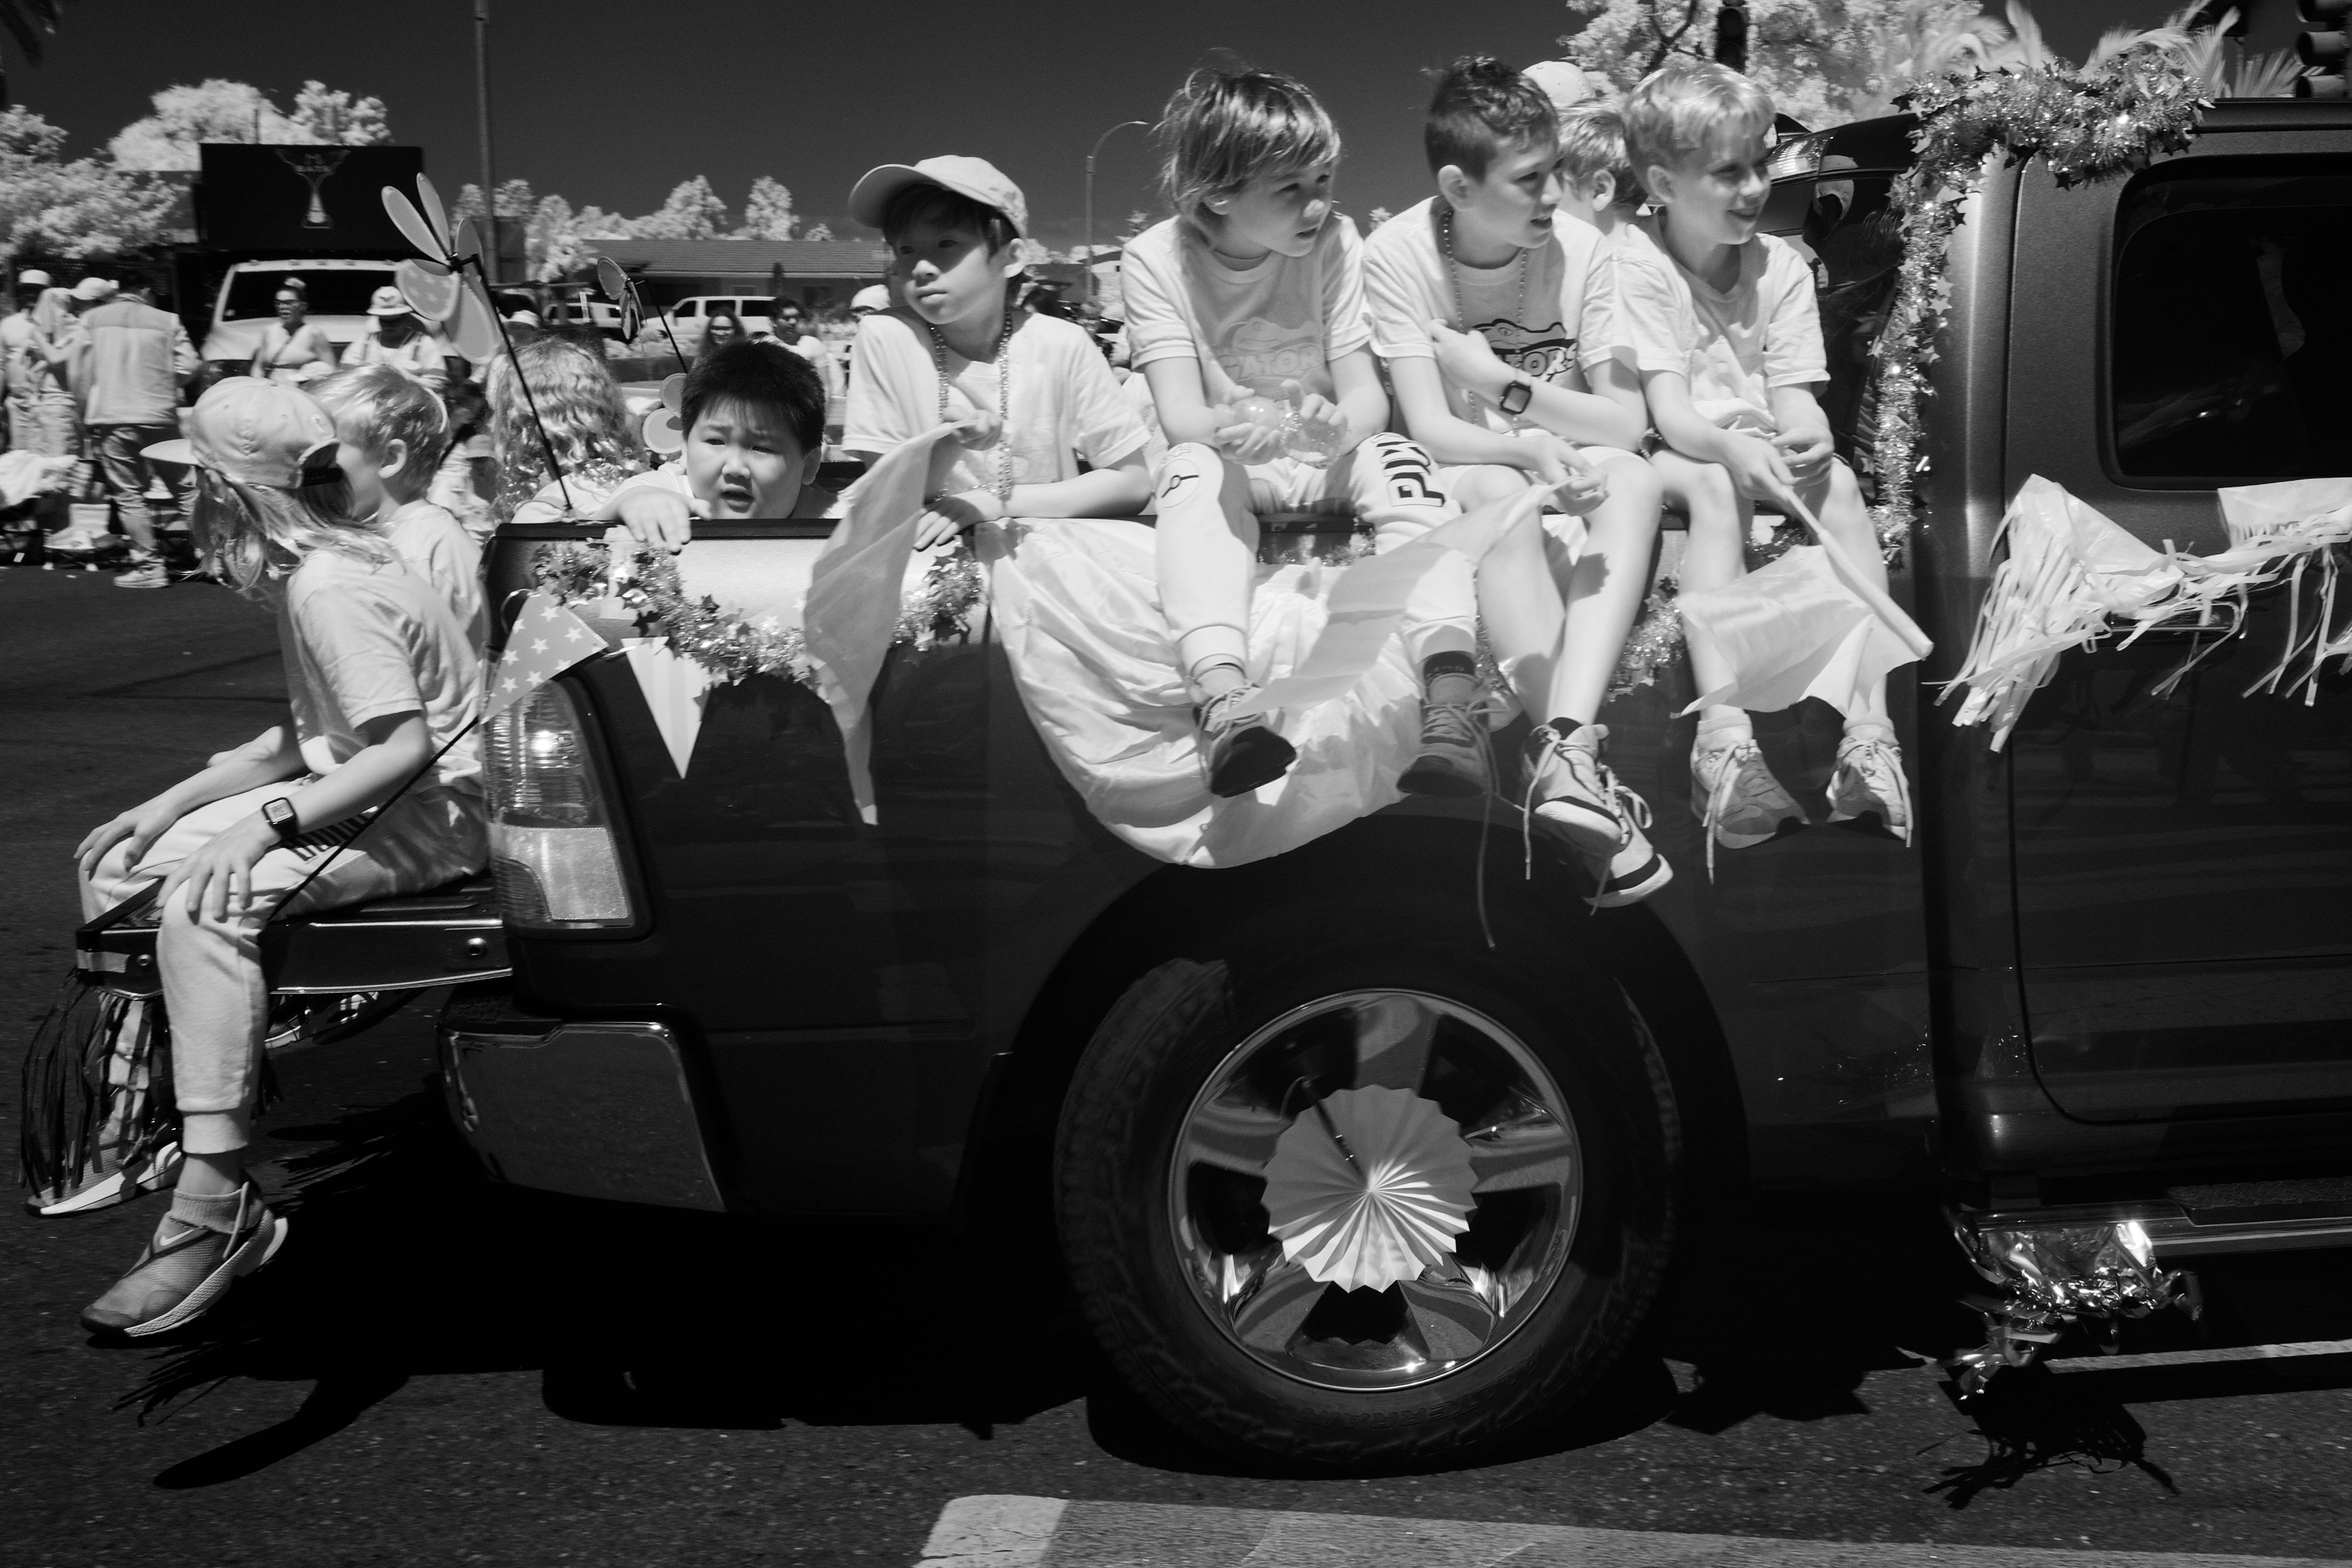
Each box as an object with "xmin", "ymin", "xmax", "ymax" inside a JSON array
[{"xmin": 6, "ymin": 566, "xmax": 2352, "ymax": 1567}]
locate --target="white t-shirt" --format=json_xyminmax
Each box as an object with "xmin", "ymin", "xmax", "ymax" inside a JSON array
[
  {"xmin": 1364, "ymin": 198, "xmax": 1611, "ymax": 433},
  {"xmin": 384, "ymin": 499, "xmax": 489, "ymax": 658},
  {"xmin": 843, "ymin": 310, "xmax": 1148, "ymax": 494},
  {"xmin": 279, "ymin": 548, "xmax": 480, "ymax": 793},
  {"xmin": 1120, "ymin": 216, "xmax": 1372, "ymax": 405},
  {"xmin": 1602, "ymin": 218, "xmax": 1825, "ymax": 436}
]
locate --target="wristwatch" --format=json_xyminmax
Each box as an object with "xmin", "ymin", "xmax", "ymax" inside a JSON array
[
  {"xmin": 1497, "ymin": 378, "xmax": 1534, "ymax": 418},
  {"xmin": 261, "ymin": 797, "xmax": 300, "ymax": 844}
]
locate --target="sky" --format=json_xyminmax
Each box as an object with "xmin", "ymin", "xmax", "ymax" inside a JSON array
[{"xmin": 7, "ymin": 1, "xmax": 2320, "ymax": 252}]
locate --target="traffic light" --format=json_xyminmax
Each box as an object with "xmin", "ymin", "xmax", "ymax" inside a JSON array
[
  {"xmin": 1714, "ymin": 0, "xmax": 1750, "ymax": 73},
  {"xmin": 2300, "ymin": 0, "xmax": 2350, "ymax": 97}
]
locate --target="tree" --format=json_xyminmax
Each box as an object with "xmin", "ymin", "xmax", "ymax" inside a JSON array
[
  {"xmin": 0, "ymin": 1, "xmax": 65, "ymax": 110},
  {"xmin": 108, "ymin": 78, "xmax": 392, "ymax": 172},
  {"xmin": 288, "ymin": 80, "xmax": 393, "ymax": 146},
  {"xmin": 800, "ymin": 220, "xmax": 832, "ymax": 243},
  {"xmin": 0, "ymin": 105, "xmax": 176, "ymax": 261},
  {"xmin": 1557, "ymin": 0, "xmax": 2000, "ymax": 127},
  {"xmin": 631, "ymin": 175, "xmax": 728, "ymax": 239},
  {"xmin": 527, "ymin": 192, "xmax": 583, "ymax": 281},
  {"xmin": 736, "ymin": 175, "xmax": 796, "ymax": 240}
]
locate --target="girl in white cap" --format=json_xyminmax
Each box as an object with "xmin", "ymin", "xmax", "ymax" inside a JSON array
[{"xmin": 64, "ymin": 377, "xmax": 485, "ymax": 1335}]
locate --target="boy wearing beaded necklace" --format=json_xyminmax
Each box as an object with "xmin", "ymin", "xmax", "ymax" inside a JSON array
[
  {"xmin": 842, "ymin": 156, "xmax": 1153, "ymax": 548},
  {"xmin": 1125, "ymin": 64, "xmax": 1481, "ymax": 802},
  {"xmin": 1364, "ymin": 57, "xmax": 1672, "ymax": 906}
]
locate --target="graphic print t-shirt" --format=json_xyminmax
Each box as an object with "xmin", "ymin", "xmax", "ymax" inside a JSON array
[
  {"xmin": 1363, "ymin": 199, "xmax": 1608, "ymax": 433},
  {"xmin": 1119, "ymin": 216, "xmax": 1372, "ymax": 405}
]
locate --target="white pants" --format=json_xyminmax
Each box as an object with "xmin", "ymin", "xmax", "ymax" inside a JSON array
[
  {"xmin": 1154, "ymin": 433, "xmax": 1472, "ymax": 683},
  {"xmin": 80, "ymin": 780, "xmax": 487, "ymax": 1154}
]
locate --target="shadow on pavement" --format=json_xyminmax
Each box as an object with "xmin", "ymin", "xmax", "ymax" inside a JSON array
[{"xmin": 114, "ymin": 1088, "xmax": 1087, "ymax": 1484}]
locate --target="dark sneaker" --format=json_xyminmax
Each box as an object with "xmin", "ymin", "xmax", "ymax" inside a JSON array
[
  {"xmin": 1691, "ymin": 736, "xmax": 1805, "ymax": 876},
  {"xmin": 1525, "ymin": 723, "xmax": 1672, "ymax": 907},
  {"xmin": 1827, "ymin": 726, "xmax": 1913, "ymax": 845},
  {"xmin": 1197, "ymin": 686, "xmax": 1296, "ymax": 798},
  {"xmin": 80, "ymin": 1185, "xmax": 287, "ymax": 1338},
  {"xmin": 26, "ymin": 1138, "xmax": 182, "ymax": 1218},
  {"xmin": 1397, "ymin": 698, "xmax": 1491, "ymax": 797}
]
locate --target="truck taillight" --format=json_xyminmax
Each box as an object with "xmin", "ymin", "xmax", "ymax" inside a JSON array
[{"xmin": 485, "ymin": 681, "xmax": 633, "ymax": 930}]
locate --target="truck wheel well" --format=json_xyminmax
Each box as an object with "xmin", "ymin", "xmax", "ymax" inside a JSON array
[{"xmin": 954, "ymin": 813, "xmax": 1749, "ymax": 1246}]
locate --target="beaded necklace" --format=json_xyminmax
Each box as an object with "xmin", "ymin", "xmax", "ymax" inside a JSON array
[
  {"xmin": 1438, "ymin": 206, "xmax": 1528, "ymax": 423},
  {"xmin": 925, "ymin": 310, "xmax": 1017, "ymax": 506}
]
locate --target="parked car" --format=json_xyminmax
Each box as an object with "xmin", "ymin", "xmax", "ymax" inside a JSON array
[
  {"xmin": 256, "ymin": 99, "xmax": 2352, "ymax": 1472},
  {"xmin": 197, "ymin": 258, "xmax": 402, "ymax": 374},
  {"xmin": 654, "ymin": 294, "xmax": 789, "ymax": 352}
]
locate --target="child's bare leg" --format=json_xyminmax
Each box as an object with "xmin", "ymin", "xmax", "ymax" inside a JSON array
[
  {"xmin": 1154, "ymin": 442, "xmax": 1261, "ymax": 701},
  {"xmin": 1544, "ymin": 452, "xmax": 1662, "ymax": 728},
  {"xmin": 1652, "ymin": 451, "xmax": 1749, "ymax": 734},
  {"xmin": 1473, "ymin": 493, "xmax": 1564, "ymax": 712},
  {"xmin": 1799, "ymin": 459, "xmax": 1911, "ymax": 838},
  {"xmin": 1796, "ymin": 458, "xmax": 1890, "ymax": 728}
]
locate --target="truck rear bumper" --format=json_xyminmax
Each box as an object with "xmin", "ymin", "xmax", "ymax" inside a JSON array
[{"xmin": 438, "ymin": 986, "xmax": 725, "ymax": 1213}]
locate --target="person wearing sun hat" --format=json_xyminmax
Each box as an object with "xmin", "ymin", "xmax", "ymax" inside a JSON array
[
  {"xmin": 60, "ymin": 374, "xmax": 485, "ymax": 1330},
  {"xmin": 349, "ymin": 282, "xmax": 458, "ymax": 389}
]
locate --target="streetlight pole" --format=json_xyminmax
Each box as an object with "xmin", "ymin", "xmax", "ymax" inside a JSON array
[
  {"xmin": 474, "ymin": 0, "xmax": 498, "ymax": 285},
  {"xmin": 1083, "ymin": 119, "xmax": 1148, "ymax": 303}
]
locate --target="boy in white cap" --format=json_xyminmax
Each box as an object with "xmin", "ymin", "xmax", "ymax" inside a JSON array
[
  {"xmin": 840, "ymin": 155, "xmax": 1152, "ymax": 547},
  {"xmin": 64, "ymin": 378, "xmax": 485, "ymax": 1332}
]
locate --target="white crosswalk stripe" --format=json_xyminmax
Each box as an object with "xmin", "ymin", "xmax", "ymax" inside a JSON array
[{"xmin": 913, "ymin": 1496, "xmax": 2352, "ymax": 1568}]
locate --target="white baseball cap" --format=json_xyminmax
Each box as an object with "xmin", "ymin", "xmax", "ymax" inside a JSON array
[
  {"xmin": 143, "ymin": 377, "xmax": 340, "ymax": 488},
  {"xmin": 17, "ymin": 268, "xmax": 50, "ymax": 287},
  {"xmin": 1525, "ymin": 60, "xmax": 1599, "ymax": 116},
  {"xmin": 70, "ymin": 277, "xmax": 117, "ymax": 301},
  {"xmin": 850, "ymin": 284, "xmax": 891, "ymax": 314},
  {"xmin": 849, "ymin": 155, "xmax": 1027, "ymax": 238}
]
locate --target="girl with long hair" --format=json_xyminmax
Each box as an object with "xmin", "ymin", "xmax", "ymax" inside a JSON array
[{"xmin": 487, "ymin": 334, "xmax": 641, "ymax": 527}]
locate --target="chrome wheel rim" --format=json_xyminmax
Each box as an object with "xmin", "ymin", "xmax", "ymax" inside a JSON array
[{"xmin": 1169, "ymin": 989, "xmax": 1583, "ymax": 1392}]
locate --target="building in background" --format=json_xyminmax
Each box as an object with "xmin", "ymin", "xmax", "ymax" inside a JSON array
[{"xmin": 578, "ymin": 238, "xmax": 888, "ymax": 316}]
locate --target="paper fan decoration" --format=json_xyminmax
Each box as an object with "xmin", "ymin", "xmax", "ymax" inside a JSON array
[
  {"xmin": 642, "ymin": 372, "xmax": 687, "ymax": 454},
  {"xmin": 1261, "ymin": 1085, "xmax": 1476, "ymax": 1294},
  {"xmin": 395, "ymin": 258, "xmax": 460, "ymax": 322}
]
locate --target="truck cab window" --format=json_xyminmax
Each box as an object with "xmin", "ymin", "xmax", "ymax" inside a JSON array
[{"xmin": 2110, "ymin": 157, "xmax": 2352, "ymax": 485}]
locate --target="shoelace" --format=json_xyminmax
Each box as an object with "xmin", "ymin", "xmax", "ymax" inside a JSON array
[
  {"xmin": 1194, "ymin": 684, "xmax": 1263, "ymax": 740},
  {"xmin": 1834, "ymin": 736, "xmax": 1914, "ymax": 846},
  {"xmin": 1520, "ymin": 727, "xmax": 1652, "ymax": 904},
  {"xmin": 1696, "ymin": 737, "xmax": 1774, "ymax": 884}
]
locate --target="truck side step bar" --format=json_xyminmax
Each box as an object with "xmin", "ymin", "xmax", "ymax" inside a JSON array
[{"xmin": 1967, "ymin": 1187, "xmax": 2352, "ymax": 1261}]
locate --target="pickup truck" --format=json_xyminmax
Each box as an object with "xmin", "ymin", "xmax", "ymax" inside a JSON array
[{"xmin": 287, "ymin": 99, "xmax": 2351, "ymax": 1472}]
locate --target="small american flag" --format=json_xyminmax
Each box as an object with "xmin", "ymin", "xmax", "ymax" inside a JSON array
[{"xmin": 486, "ymin": 591, "xmax": 604, "ymax": 718}]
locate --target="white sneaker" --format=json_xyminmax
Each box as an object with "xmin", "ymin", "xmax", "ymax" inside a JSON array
[
  {"xmin": 1525, "ymin": 723, "xmax": 1672, "ymax": 907},
  {"xmin": 1827, "ymin": 726, "xmax": 1913, "ymax": 845},
  {"xmin": 1691, "ymin": 735, "xmax": 1805, "ymax": 876}
]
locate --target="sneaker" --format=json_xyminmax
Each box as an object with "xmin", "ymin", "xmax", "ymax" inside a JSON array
[
  {"xmin": 1691, "ymin": 735, "xmax": 1805, "ymax": 873},
  {"xmin": 26, "ymin": 1139, "xmax": 183, "ymax": 1218},
  {"xmin": 1827, "ymin": 726, "xmax": 1914, "ymax": 845},
  {"xmin": 80, "ymin": 1185, "xmax": 287, "ymax": 1338},
  {"xmin": 1524, "ymin": 723, "xmax": 1672, "ymax": 907},
  {"xmin": 113, "ymin": 559, "xmax": 169, "ymax": 589},
  {"xmin": 1397, "ymin": 698, "xmax": 1491, "ymax": 797},
  {"xmin": 42, "ymin": 527, "xmax": 109, "ymax": 557},
  {"xmin": 1197, "ymin": 685, "xmax": 1296, "ymax": 798}
]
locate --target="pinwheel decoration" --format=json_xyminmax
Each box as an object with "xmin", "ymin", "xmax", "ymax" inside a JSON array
[
  {"xmin": 1260, "ymin": 1085, "xmax": 1477, "ymax": 1295},
  {"xmin": 595, "ymin": 254, "xmax": 686, "ymax": 369},
  {"xmin": 383, "ymin": 174, "xmax": 570, "ymax": 510}
]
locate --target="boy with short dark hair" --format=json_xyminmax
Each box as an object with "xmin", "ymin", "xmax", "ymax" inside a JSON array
[
  {"xmin": 841, "ymin": 156, "xmax": 1152, "ymax": 551},
  {"xmin": 600, "ymin": 340, "xmax": 838, "ymax": 549},
  {"xmin": 1363, "ymin": 56, "xmax": 1670, "ymax": 904}
]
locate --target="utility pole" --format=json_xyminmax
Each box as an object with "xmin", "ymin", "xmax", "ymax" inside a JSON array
[
  {"xmin": 1084, "ymin": 120, "xmax": 1148, "ymax": 304},
  {"xmin": 475, "ymin": 0, "xmax": 498, "ymax": 284}
]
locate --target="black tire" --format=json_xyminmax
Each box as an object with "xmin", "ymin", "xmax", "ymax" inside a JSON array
[{"xmin": 1054, "ymin": 900, "xmax": 1678, "ymax": 1473}]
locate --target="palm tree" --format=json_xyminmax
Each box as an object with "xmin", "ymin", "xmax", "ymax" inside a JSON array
[{"xmin": 0, "ymin": 0, "xmax": 64, "ymax": 109}]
